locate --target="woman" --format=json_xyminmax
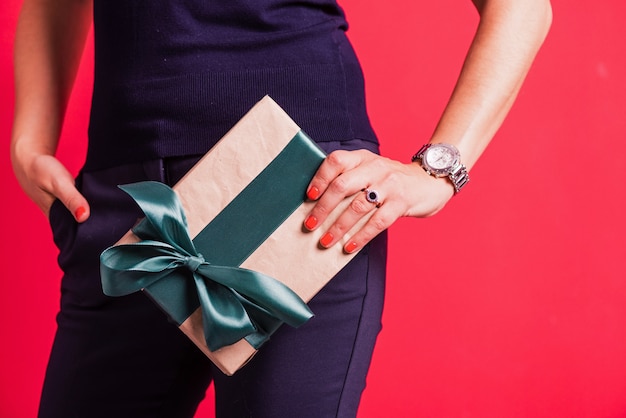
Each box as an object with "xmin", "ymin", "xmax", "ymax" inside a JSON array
[{"xmin": 11, "ymin": 0, "xmax": 552, "ymax": 417}]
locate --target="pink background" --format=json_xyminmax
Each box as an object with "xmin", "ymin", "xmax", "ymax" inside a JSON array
[{"xmin": 1, "ymin": 1, "xmax": 625, "ymax": 417}]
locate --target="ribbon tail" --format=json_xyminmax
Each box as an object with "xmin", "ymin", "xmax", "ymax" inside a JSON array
[
  {"xmin": 193, "ymin": 273, "xmax": 257, "ymax": 351},
  {"xmin": 235, "ymin": 296, "xmax": 285, "ymax": 348},
  {"xmin": 197, "ymin": 264, "xmax": 313, "ymax": 328}
]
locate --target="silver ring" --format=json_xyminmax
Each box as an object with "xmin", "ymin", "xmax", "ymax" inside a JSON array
[{"xmin": 363, "ymin": 188, "xmax": 382, "ymax": 208}]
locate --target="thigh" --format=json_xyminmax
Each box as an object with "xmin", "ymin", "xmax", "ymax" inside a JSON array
[
  {"xmin": 39, "ymin": 159, "xmax": 213, "ymax": 418},
  {"xmin": 212, "ymin": 232, "xmax": 387, "ymax": 418},
  {"xmin": 39, "ymin": 295, "xmax": 213, "ymax": 418}
]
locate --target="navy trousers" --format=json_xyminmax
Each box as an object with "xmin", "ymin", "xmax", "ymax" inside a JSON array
[{"xmin": 39, "ymin": 140, "xmax": 387, "ymax": 418}]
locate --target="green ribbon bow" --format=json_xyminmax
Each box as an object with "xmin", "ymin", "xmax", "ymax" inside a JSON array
[{"xmin": 100, "ymin": 181, "xmax": 313, "ymax": 352}]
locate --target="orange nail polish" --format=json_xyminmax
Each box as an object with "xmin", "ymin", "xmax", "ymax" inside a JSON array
[
  {"xmin": 74, "ymin": 206, "xmax": 87, "ymax": 220},
  {"xmin": 307, "ymin": 186, "xmax": 320, "ymax": 200},
  {"xmin": 345, "ymin": 241, "xmax": 358, "ymax": 254},
  {"xmin": 304, "ymin": 215, "xmax": 318, "ymax": 230},
  {"xmin": 320, "ymin": 232, "xmax": 334, "ymax": 247}
]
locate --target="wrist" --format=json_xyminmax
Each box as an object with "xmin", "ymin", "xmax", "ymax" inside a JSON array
[{"xmin": 411, "ymin": 143, "xmax": 470, "ymax": 194}]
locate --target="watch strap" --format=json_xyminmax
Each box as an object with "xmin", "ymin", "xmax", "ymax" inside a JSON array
[{"xmin": 448, "ymin": 163, "xmax": 470, "ymax": 193}]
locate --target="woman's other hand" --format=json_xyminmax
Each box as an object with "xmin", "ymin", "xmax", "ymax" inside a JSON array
[
  {"xmin": 11, "ymin": 146, "xmax": 90, "ymax": 222},
  {"xmin": 11, "ymin": 0, "xmax": 93, "ymax": 222}
]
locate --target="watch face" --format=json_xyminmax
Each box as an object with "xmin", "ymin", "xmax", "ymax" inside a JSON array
[{"xmin": 423, "ymin": 144, "xmax": 460, "ymax": 176}]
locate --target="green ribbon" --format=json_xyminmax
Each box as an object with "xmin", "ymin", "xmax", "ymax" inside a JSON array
[{"xmin": 100, "ymin": 181, "xmax": 314, "ymax": 352}]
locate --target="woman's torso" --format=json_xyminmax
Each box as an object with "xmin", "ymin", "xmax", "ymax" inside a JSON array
[{"xmin": 86, "ymin": 0, "xmax": 377, "ymax": 170}]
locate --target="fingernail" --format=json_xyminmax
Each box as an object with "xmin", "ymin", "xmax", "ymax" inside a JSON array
[
  {"xmin": 307, "ymin": 186, "xmax": 320, "ymax": 200},
  {"xmin": 320, "ymin": 232, "xmax": 334, "ymax": 248},
  {"xmin": 74, "ymin": 206, "xmax": 87, "ymax": 220},
  {"xmin": 344, "ymin": 241, "xmax": 358, "ymax": 254},
  {"xmin": 304, "ymin": 215, "xmax": 318, "ymax": 230}
]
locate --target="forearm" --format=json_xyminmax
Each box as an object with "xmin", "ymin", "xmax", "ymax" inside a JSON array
[
  {"xmin": 429, "ymin": 0, "xmax": 552, "ymax": 169},
  {"xmin": 11, "ymin": 0, "xmax": 92, "ymax": 158}
]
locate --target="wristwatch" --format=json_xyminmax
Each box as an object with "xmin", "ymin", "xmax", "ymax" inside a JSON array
[{"xmin": 411, "ymin": 143, "xmax": 470, "ymax": 193}]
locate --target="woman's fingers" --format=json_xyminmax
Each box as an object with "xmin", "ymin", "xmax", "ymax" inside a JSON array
[
  {"xmin": 305, "ymin": 149, "xmax": 379, "ymax": 227},
  {"xmin": 31, "ymin": 154, "xmax": 90, "ymax": 222},
  {"xmin": 304, "ymin": 149, "xmax": 402, "ymax": 250},
  {"xmin": 342, "ymin": 204, "xmax": 399, "ymax": 253},
  {"xmin": 319, "ymin": 188, "xmax": 397, "ymax": 252},
  {"xmin": 306, "ymin": 149, "xmax": 368, "ymax": 200}
]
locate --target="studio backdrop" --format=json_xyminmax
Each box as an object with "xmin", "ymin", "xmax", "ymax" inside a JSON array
[{"xmin": 1, "ymin": 1, "xmax": 625, "ymax": 417}]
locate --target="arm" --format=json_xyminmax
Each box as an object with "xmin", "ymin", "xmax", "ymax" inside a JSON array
[
  {"xmin": 11, "ymin": 0, "xmax": 93, "ymax": 222},
  {"xmin": 304, "ymin": 0, "xmax": 553, "ymax": 252},
  {"xmin": 434, "ymin": 0, "xmax": 553, "ymax": 168}
]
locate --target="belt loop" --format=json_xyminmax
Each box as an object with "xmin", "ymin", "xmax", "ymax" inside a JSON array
[
  {"xmin": 162, "ymin": 155, "xmax": 205, "ymax": 186},
  {"xmin": 142, "ymin": 159, "xmax": 167, "ymax": 183}
]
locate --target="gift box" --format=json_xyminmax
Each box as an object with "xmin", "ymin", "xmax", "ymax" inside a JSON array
[{"xmin": 100, "ymin": 96, "xmax": 373, "ymax": 375}]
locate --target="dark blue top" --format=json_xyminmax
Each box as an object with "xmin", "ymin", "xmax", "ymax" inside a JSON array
[{"xmin": 86, "ymin": 0, "xmax": 377, "ymax": 170}]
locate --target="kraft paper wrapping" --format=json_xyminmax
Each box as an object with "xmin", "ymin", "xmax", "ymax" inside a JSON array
[{"xmin": 114, "ymin": 96, "xmax": 372, "ymax": 375}]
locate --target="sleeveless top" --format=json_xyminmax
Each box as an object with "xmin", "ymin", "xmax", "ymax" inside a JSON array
[{"xmin": 86, "ymin": 0, "xmax": 377, "ymax": 170}]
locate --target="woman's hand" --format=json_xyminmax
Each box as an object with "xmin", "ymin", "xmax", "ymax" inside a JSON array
[
  {"xmin": 303, "ymin": 149, "xmax": 454, "ymax": 253},
  {"xmin": 11, "ymin": 0, "xmax": 93, "ymax": 222},
  {"xmin": 304, "ymin": 0, "xmax": 552, "ymax": 253},
  {"xmin": 11, "ymin": 147, "xmax": 90, "ymax": 222}
]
